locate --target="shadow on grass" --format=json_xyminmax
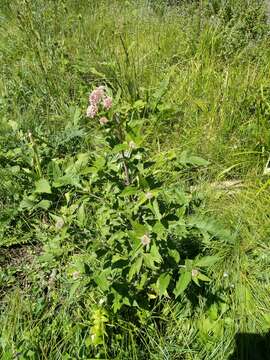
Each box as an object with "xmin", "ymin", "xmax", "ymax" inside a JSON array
[{"xmin": 229, "ymin": 332, "xmax": 270, "ymax": 360}]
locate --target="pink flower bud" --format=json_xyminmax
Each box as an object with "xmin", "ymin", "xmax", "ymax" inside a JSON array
[
  {"xmin": 86, "ymin": 104, "xmax": 98, "ymax": 118},
  {"xmin": 99, "ymin": 116, "xmax": 109, "ymax": 125},
  {"xmin": 89, "ymin": 88, "xmax": 104, "ymax": 105},
  {"xmin": 103, "ymin": 96, "xmax": 112, "ymax": 110}
]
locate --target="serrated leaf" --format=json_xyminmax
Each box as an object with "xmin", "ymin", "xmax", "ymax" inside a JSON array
[
  {"xmin": 174, "ymin": 271, "xmax": 192, "ymax": 298},
  {"xmin": 156, "ymin": 273, "xmax": 171, "ymax": 296},
  {"xmin": 19, "ymin": 197, "xmax": 35, "ymax": 210},
  {"xmin": 152, "ymin": 199, "xmax": 162, "ymax": 220},
  {"xmin": 36, "ymin": 200, "xmax": 51, "ymax": 210},
  {"xmin": 150, "ymin": 243, "xmax": 162, "ymax": 263},
  {"xmin": 120, "ymin": 186, "xmax": 138, "ymax": 197},
  {"xmin": 77, "ymin": 203, "xmax": 86, "ymax": 228},
  {"xmin": 168, "ymin": 249, "xmax": 180, "ymax": 264},
  {"xmin": 35, "ymin": 179, "xmax": 51, "ymax": 194},
  {"xmin": 143, "ymin": 254, "xmax": 158, "ymax": 270},
  {"xmin": 111, "ymin": 143, "xmax": 129, "ymax": 154},
  {"xmin": 152, "ymin": 221, "xmax": 166, "ymax": 238},
  {"xmin": 93, "ymin": 272, "xmax": 110, "ymax": 292},
  {"xmin": 128, "ymin": 256, "xmax": 143, "ymax": 281}
]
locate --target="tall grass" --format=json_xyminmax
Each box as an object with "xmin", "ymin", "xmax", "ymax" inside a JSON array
[{"xmin": 1, "ymin": 0, "xmax": 270, "ymax": 358}]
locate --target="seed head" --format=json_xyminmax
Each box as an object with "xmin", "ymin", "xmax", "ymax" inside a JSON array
[
  {"xmin": 55, "ymin": 218, "xmax": 64, "ymax": 230},
  {"xmin": 72, "ymin": 271, "xmax": 81, "ymax": 280},
  {"xmin": 141, "ymin": 234, "xmax": 150, "ymax": 246},
  {"xmin": 145, "ymin": 191, "xmax": 153, "ymax": 200}
]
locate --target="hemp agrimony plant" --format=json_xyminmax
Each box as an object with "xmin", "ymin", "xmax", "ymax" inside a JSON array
[
  {"xmin": 81, "ymin": 86, "xmax": 219, "ymax": 320},
  {"xmin": 18, "ymin": 84, "xmax": 223, "ymax": 347}
]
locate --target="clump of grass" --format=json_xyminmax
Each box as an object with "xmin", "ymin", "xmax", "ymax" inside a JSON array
[{"xmin": 1, "ymin": 0, "xmax": 270, "ymax": 358}]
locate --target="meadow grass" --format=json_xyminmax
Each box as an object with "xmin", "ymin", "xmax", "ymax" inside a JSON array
[{"xmin": 0, "ymin": 0, "xmax": 270, "ymax": 359}]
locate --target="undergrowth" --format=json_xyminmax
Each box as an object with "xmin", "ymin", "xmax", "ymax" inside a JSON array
[{"xmin": 0, "ymin": 0, "xmax": 270, "ymax": 359}]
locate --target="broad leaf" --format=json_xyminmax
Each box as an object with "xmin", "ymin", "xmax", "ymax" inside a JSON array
[
  {"xmin": 156, "ymin": 273, "xmax": 171, "ymax": 296},
  {"xmin": 35, "ymin": 178, "xmax": 51, "ymax": 194},
  {"xmin": 174, "ymin": 271, "xmax": 192, "ymax": 298},
  {"xmin": 128, "ymin": 256, "xmax": 143, "ymax": 281},
  {"xmin": 195, "ymin": 256, "xmax": 219, "ymax": 267}
]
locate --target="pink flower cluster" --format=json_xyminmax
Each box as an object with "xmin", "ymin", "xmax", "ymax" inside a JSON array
[{"xmin": 86, "ymin": 86, "xmax": 112, "ymax": 120}]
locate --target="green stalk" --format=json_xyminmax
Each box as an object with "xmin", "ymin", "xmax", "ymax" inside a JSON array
[{"xmin": 28, "ymin": 131, "xmax": 42, "ymax": 178}]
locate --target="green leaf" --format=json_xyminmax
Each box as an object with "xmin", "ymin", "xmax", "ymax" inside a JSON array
[
  {"xmin": 174, "ymin": 271, "xmax": 192, "ymax": 298},
  {"xmin": 143, "ymin": 254, "xmax": 158, "ymax": 270},
  {"xmin": 35, "ymin": 178, "xmax": 51, "ymax": 194},
  {"xmin": 156, "ymin": 273, "xmax": 171, "ymax": 296},
  {"xmin": 152, "ymin": 199, "xmax": 162, "ymax": 220},
  {"xmin": 53, "ymin": 174, "xmax": 81, "ymax": 188},
  {"xmin": 197, "ymin": 272, "xmax": 211, "ymax": 282},
  {"xmin": 178, "ymin": 151, "xmax": 209, "ymax": 167},
  {"xmin": 137, "ymin": 272, "xmax": 148, "ymax": 290},
  {"xmin": 195, "ymin": 256, "xmax": 219, "ymax": 267},
  {"xmin": 168, "ymin": 249, "xmax": 180, "ymax": 264},
  {"xmin": 36, "ymin": 200, "xmax": 51, "ymax": 210},
  {"xmin": 152, "ymin": 221, "xmax": 166, "ymax": 238},
  {"xmin": 77, "ymin": 203, "xmax": 86, "ymax": 228},
  {"xmin": 19, "ymin": 197, "xmax": 35, "ymax": 210},
  {"xmin": 128, "ymin": 256, "xmax": 143, "ymax": 281},
  {"xmin": 150, "ymin": 243, "xmax": 162, "ymax": 264},
  {"xmin": 93, "ymin": 272, "xmax": 110, "ymax": 292},
  {"xmin": 90, "ymin": 67, "xmax": 107, "ymax": 79},
  {"xmin": 120, "ymin": 186, "xmax": 138, "ymax": 197},
  {"xmin": 93, "ymin": 156, "xmax": 106, "ymax": 171},
  {"xmin": 111, "ymin": 143, "xmax": 129, "ymax": 154}
]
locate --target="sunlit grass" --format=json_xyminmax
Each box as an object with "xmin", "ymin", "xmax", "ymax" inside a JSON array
[{"xmin": 1, "ymin": 0, "xmax": 270, "ymax": 358}]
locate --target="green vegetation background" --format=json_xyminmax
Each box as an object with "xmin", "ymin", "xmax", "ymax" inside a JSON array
[{"xmin": 0, "ymin": 0, "xmax": 270, "ymax": 359}]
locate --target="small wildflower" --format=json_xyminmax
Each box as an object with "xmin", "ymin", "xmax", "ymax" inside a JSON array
[
  {"xmin": 99, "ymin": 116, "xmax": 109, "ymax": 125},
  {"xmin": 141, "ymin": 234, "xmax": 150, "ymax": 246},
  {"xmin": 99, "ymin": 298, "xmax": 106, "ymax": 305},
  {"xmin": 86, "ymin": 104, "xmax": 98, "ymax": 118},
  {"xmin": 192, "ymin": 269, "xmax": 199, "ymax": 277},
  {"xmin": 103, "ymin": 96, "xmax": 112, "ymax": 110},
  {"xmin": 223, "ymin": 272, "xmax": 229, "ymax": 278},
  {"xmin": 55, "ymin": 218, "xmax": 64, "ymax": 230},
  {"xmin": 145, "ymin": 191, "xmax": 153, "ymax": 200},
  {"xmin": 129, "ymin": 140, "xmax": 137, "ymax": 149},
  {"xmin": 89, "ymin": 87, "xmax": 104, "ymax": 105},
  {"xmin": 72, "ymin": 271, "xmax": 81, "ymax": 280}
]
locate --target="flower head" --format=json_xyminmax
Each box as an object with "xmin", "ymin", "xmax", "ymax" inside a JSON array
[
  {"xmin": 55, "ymin": 218, "xmax": 64, "ymax": 230},
  {"xmin": 99, "ymin": 116, "xmax": 109, "ymax": 125},
  {"xmin": 72, "ymin": 271, "xmax": 81, "ymax": 280},
  {"xmin": 192, "ymin": 269, "xmax": 199, "ymax": 277},
  {"xmin": 89, "ymin": 87, "xmax": 104, "ymax": 105},
  {"xmin": 129, "ymin": 141, "xmax": 137, "ymax": 150},
  {"xmin": 86, "ymin": 104, "xmax": 98, "ymax": 118},
  {"xmin": 103, "ymin": 96, "xmax": 112, "ymax": 110},
  {"xmin": 145, "ymin": 191, "xmax": 153, "ymax": 200},
  {"xmin": 141, "ymin": 234, "xmax": 150, "ymax": 246}
]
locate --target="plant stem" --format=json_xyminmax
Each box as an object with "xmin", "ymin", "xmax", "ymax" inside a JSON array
[
  {"xmin": 28, "ymin": 131, "xmax": 42, "ymax": 178},
  {"xmin": 116, "ymin": 115, "xmax": 130, "ymax": 185}
]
